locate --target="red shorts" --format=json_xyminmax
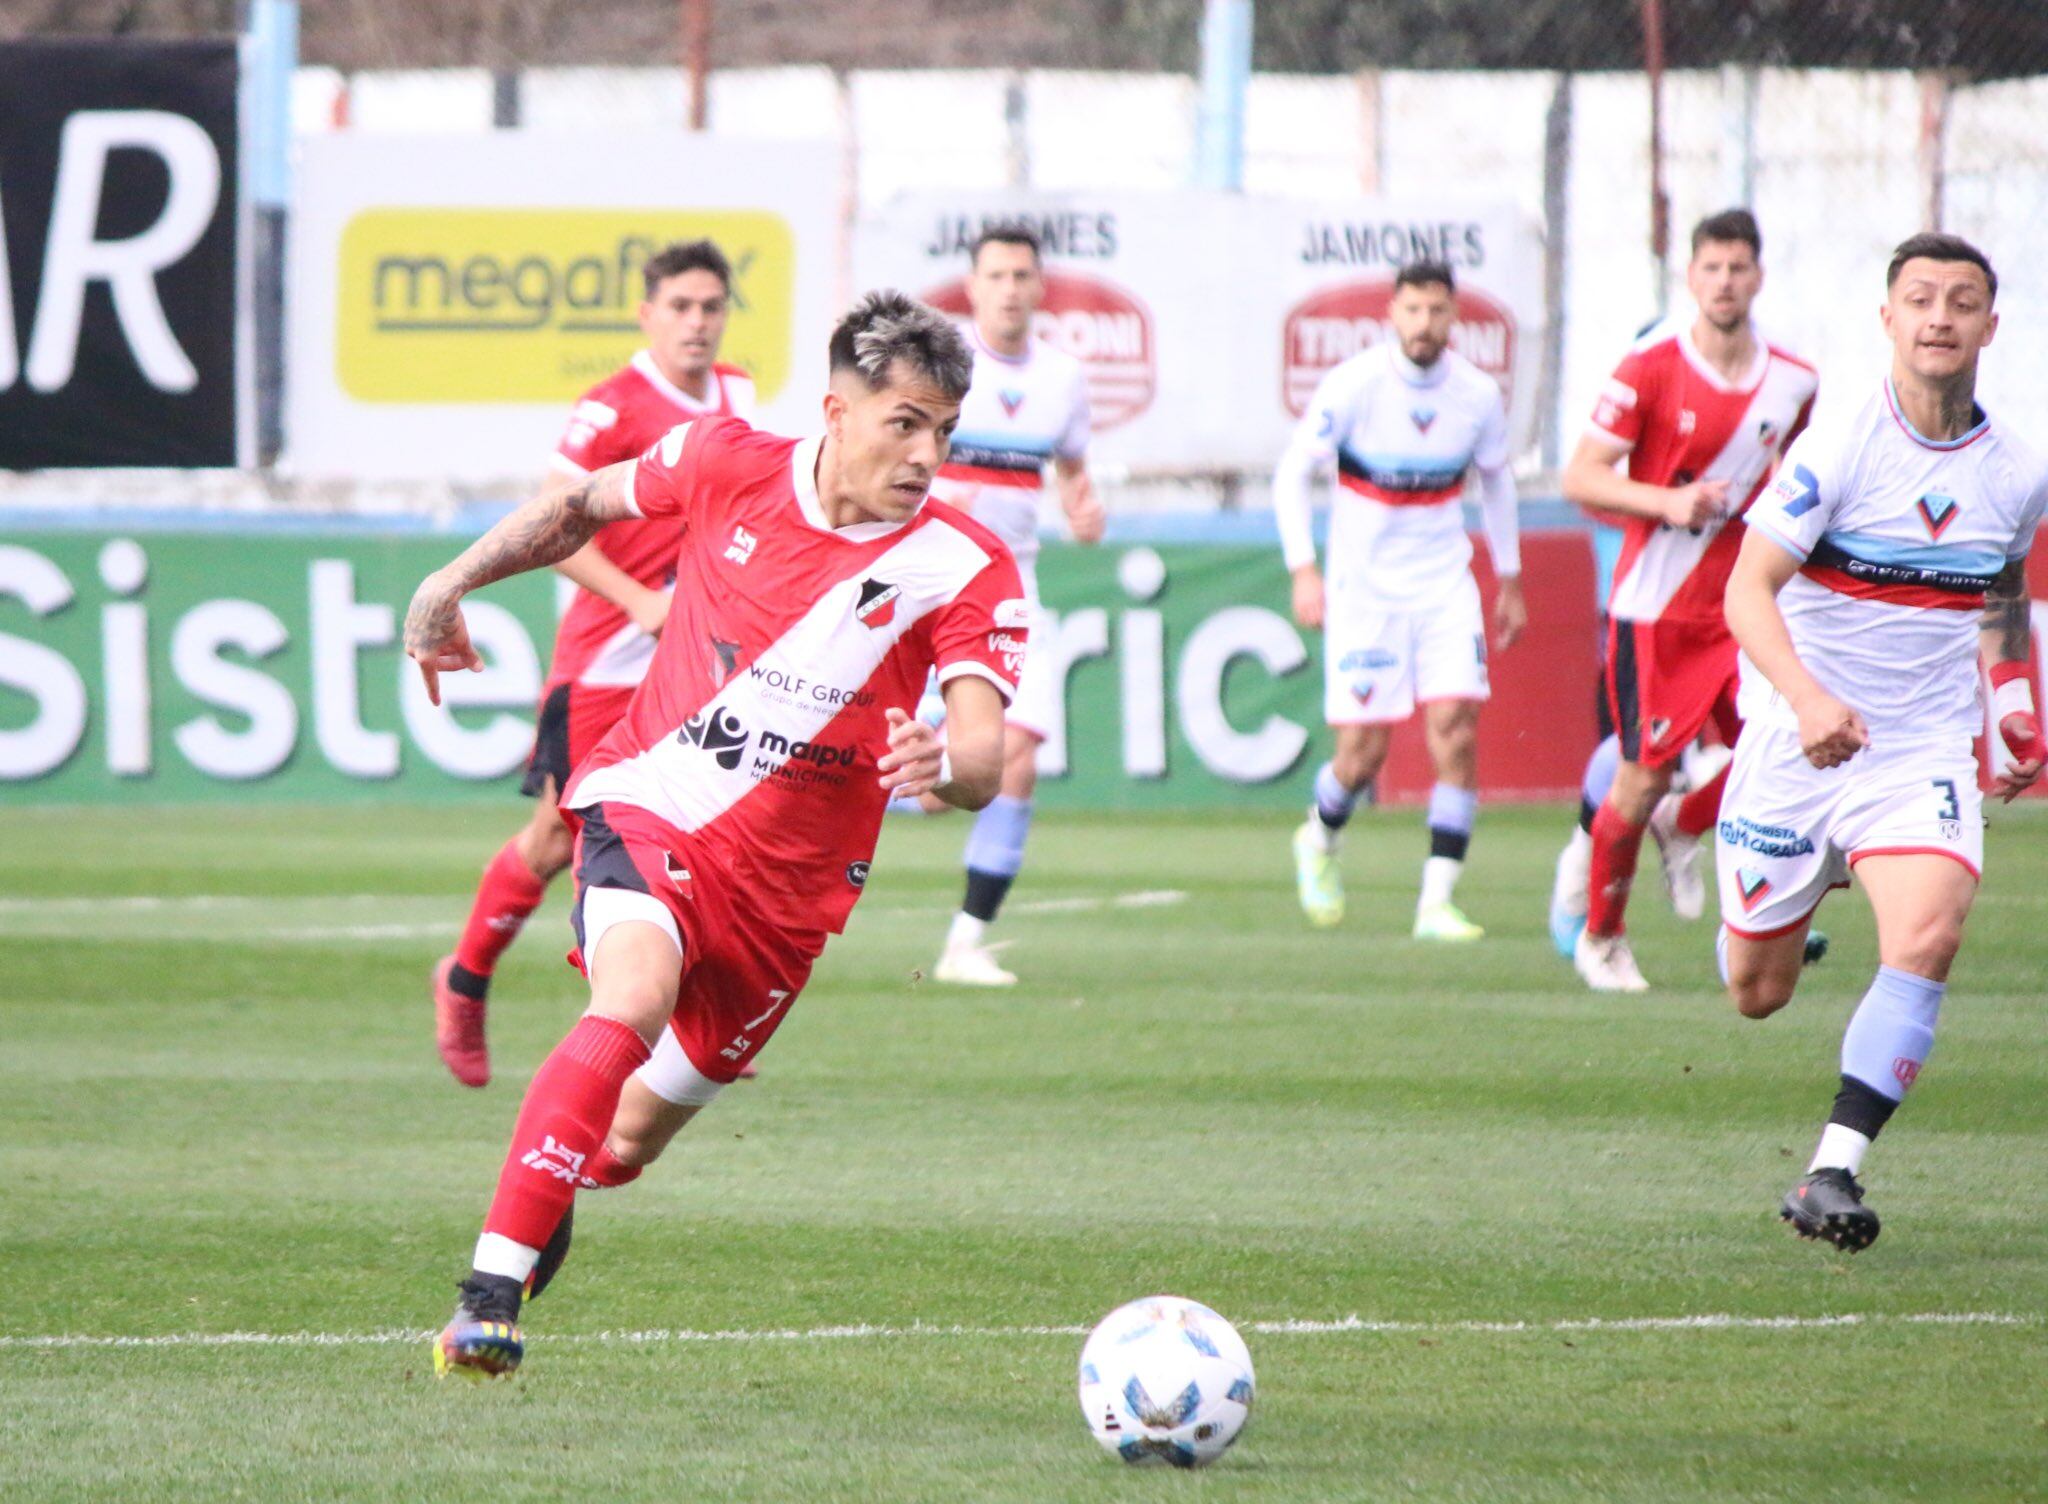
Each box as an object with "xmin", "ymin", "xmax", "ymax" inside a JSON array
[
  {"xmin": 521, "ymin": 681, "xmax": 636, "ymax": 797},
  {"xmin": 1605, "ymin": 616, "xmax": 1741, "ymax": 769},
  {"xmin": 566, "ymin": 801, "xmax": 827, "ymax": 1083}
]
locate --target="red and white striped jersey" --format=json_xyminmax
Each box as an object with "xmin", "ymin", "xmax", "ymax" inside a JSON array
[
  {"xmin": 1589, "ymin": 321, "xmax": 1817, "ymax": 624},
  {"xmin": 564, "ymin": 417, "xmax": 1027, "ymax": 935},
  {"xmin": 545, "ymin": 354, "xmax": 756, "ymax": 689},
  {"xmin": 928, "ymin": 327, "xmax": 1090, "ymax": 565},
  {"xmin": 1740, "ymin": 381, "xmax": 2048, "ymax": 742}
]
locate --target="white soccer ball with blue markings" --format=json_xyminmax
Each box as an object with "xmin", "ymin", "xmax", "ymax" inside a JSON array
[{"xmin": 1077, "ymin": 1295, "xmax": 1255, "ymax": 1467}]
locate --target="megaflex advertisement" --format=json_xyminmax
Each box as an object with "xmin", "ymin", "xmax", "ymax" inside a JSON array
[
  {"xmin": 856, "ymin": 192, "xmax": 1546, "ymax": 470},
  {"xmin": 288, "ymin": 134, "xmax": 836, "ymax": 482}
]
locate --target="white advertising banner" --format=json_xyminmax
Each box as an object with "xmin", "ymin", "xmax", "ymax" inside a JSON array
[
  {"xmin": 855, "ymin": 191, "xmax": 1546, "ymax": 472},
  {"xmin": 288, "ymin": 134, "xmax": 838, "ymax": 482}
]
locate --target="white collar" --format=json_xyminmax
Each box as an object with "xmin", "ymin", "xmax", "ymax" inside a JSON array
[
  {"xmin": 1389, "ymin": 344, "xmax": 1449, "ymax": 388},
  {"xmin": 1677, "ymin": 322, "xmax": 1769, "ymax": 394},
  {"xmin": 632, "ymin": 349, "xmax": 721, "ymax": 412},
  {"xmin": 791, "ymin": 435, "xmax": 917, "ymax": 542}
]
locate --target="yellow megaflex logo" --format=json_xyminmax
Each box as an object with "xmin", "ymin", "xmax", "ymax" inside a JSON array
[{"xmin": 336, "ymin": 209, "xmax": 794, "ymax": 404}]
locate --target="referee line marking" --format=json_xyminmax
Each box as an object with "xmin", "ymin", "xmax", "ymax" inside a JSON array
[{"xmin": 0, "ymin": 1310, "xmax": 2029, "ymax": 1352}]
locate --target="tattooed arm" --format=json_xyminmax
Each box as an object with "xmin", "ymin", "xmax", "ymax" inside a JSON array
[
  {"xmin": 1982, "ymin": 555, "xmax": 2044, "ymax": 802},
  {"xmin": 1981, "ymin": 556, "xmax": 2034, "ymax": 666},
  {"xmin": 404, "ymin": 461, "xmax": 639, "ymax": 705}
]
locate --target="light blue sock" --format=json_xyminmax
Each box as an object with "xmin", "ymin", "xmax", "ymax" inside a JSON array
[
  {"xmin": 963, "ymin": 795, "xmax": 1033, "ymax": 879},
  {"xmin": 1313, "ymin": 761, "xmax": 1360, "ymax": 830},
  {"xmin": 1840, "ymin": 965, "xmax": 1944, "ymax": 1100}
]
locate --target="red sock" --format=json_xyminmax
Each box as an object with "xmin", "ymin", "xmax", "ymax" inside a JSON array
[
  {"xmin": 455, "ymin": 839, "xmax": 549, "ymax": 979},
  {"xmin": 1675, "ymin": 762, "xmax": 1729, "ymax": 839},
  {"xmin": 482, "ymin": 1015, "xmax": 650, "ymax": 1250},
  {"xmin": 583, "ymin": 1145, "xmax": 643, "ymax": 1189},
  {"xmin": 1586, "ymin": 803, "xmax": 1648, "ymax": 938}
]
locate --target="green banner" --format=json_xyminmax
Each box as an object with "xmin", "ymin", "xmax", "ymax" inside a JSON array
[{"xmin": 0, "ymin": 529, "xmax": 1320, "ymax": 808}]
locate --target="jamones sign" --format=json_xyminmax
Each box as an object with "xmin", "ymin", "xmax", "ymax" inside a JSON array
[{"xmin": 0, "ymin": 40, "xmax": 240, "ymax": 467}]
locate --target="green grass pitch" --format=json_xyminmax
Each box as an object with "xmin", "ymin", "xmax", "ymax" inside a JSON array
[{"xmin": 3, "ymin": 801, "xmax": 2045, "ymax": 1501}]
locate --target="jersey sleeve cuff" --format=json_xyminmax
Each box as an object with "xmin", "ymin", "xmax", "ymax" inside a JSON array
[
  {"xmin": 937, "ymin": 660, "xmax": 1017, "ymax": 705},
  {"xmin": 1585, "ymin": 424, "xmax": 1636, "ymax": 451},
  {"xmin": 549, "ymin": 455, "xmax": 591, "ymax": 478},
  {"xmin": 1749, "ymin": 517, "xmax": 1809, "ymax": 561},
  {"xmin": 622, "ymin": 459, "xmax": 646, "ymax": 519}
]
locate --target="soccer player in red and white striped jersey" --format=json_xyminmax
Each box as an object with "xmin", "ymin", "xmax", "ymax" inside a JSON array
[
  {"xmin": 404, "ymin": 292, "xmax": 1024, "ymax": 1379},
  {"xmin": 432, "ymin": 241, "xmax": 753, "ymax": 1088},
  {"xmin": 1557, "ymin": 209, "xmax": 1818, "ymax": 991}
]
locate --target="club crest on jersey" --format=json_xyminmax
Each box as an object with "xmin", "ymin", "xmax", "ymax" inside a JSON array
[
  {"xmin": 1410, "ymin": 406, "xmax": 1437, "ymax": 434},
  {"xmin": 998, "ymin": 389, "xmax": 1026, "ymax": 418},
  {"xmin": 1648, "ymin": 716, "xmax": 1673, "ymax": 745},
  {"xmin": 856, "ymin": 578, "xmax": 901, "ymax": 629},
  {"xmin": 678, "ymin": 706, "xmax": 749, "ymax": 770},
  {"xmin": 1916, "ymin": 492, "xmax": 1959, "ymax": 539},
  {"xmin": 1756, "ymin": 420, "xmax": 1780, "ymax": 451},
  {"xmin": 1736, "ymin": 868, "xmax": 1772, "ymax": 912}
]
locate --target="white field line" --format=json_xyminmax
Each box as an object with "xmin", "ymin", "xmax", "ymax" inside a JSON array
[
  {"xmin": 0, "ymin": 894, "xmax": 399, "ymax": 913},
  {"xmin": 0, "ymin": 1310, "xmax": 2030, "ymax": 1353}
]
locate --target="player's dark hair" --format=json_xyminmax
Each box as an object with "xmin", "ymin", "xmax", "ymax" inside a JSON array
[
  {"xmin": 829, "ymin": 291, "xmax": 974, "ymax": 401},
  {"xmin": 1691, "ymin": 208, "xmax": 1761, "ymax": 259},
  {"xmin": 1393, "ymin": 260, "xmax": 1456, "ymax": 295},
  {"xmin": 641, "ymin": 239, "xmax": 732, "ymax": 299},
  {"xmin": 1886, "ymin": 232, "xmax": 1998, "ymax": 302},
  {"xmin": 970, "ymin": 221, "xmax": 1043, "ymax": 268}
]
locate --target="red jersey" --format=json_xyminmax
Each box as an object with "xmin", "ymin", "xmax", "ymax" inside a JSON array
[
  {"xmin": 563, "ymin": 418, "xmax": 1027, "ymax": 935},
  {"xmin": 1588, "ymin": 321, "xmax": 1817, "ymax": 624},
  {"xmin": 545, "ymin": 353, "xmax": 757, "ymax": 688}
]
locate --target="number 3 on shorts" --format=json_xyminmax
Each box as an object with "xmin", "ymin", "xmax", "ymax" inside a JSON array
[{"xmin": 1932, "ymin": 778, "xmax": 1960, "ymax": 822}]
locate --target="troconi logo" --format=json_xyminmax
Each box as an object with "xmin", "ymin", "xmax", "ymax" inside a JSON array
[
  {"xmin": 922, "ymin": 269, "xmax": 1156, "ymax": 430},
  {"xmin": 336, "ymin": 209, "xmax": 794, "ymax": 404},
  {"xmin": 1282, "ymin": 278, "xmax": 1516, "ymax": 417}
]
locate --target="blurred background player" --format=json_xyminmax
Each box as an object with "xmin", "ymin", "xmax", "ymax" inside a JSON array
[
  {"xmin": 1720, "ymin": 233, "xmax": 2045, "ymax": 1250},
  {"xmin": 928, "ymin": 223, "xmax": 1103, "ymax": 987},
  {"xmin": 1553, "ymin": 209, "xmax": 1817, "ymax": 991},
  {"xmin": 1277, "ymin": 260, "xmax": 1524, "ymax": 941},
  {"xmin": 407, "ymin": 293, "xmax": 1024, "ymax": 1377},
  {"xmin": 431, "ymin": 240, "xmax": 754, "ymax": 1086}
]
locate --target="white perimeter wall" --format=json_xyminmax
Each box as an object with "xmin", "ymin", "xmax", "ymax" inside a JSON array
[{"xmin": 288, "ymin": 63, "xmax": 2048, "ymax": 470}]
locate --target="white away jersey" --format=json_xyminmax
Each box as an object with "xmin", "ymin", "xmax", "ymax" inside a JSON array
[
  {"xmin": 1286, "ymin": 343, "xmax": 1509, "ymax": 607},
  {"xmin": 929, "ymin": 327, "xmax": 1090, "ymax": 563},
  {"xmin": 1741, "ymin": 380, "xmax": 2048, "ymax": 742}
]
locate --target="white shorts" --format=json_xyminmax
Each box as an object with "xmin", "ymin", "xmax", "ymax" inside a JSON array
[
  {"xmin": 1006, "ymin": 565, "xmax": 1058, "ymax": 739},
  {"xmin": 1323, "ymin": 571, "xmax": 1489, "ymax": 725},
  {"xmin": 573, "ymin": 885, "xmax": 725, "ymax": 1109},
  {"xmin": 1715, "ymin": 723, "xmax": 1983, "ymax": 939}
]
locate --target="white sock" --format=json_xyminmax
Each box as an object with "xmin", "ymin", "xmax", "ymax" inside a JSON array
[
  {"xmin": 1808, "ymin": 1122, "xmax": 1871, "ymax": 1176},
  {"xmin": 1303, "ymin": 805, "xmax": 1338, "ymax": 854},
  {"xmin": 945, "ymin": 911, "xmax": 987, "ymax": 951},
  {"xmin": 1419, "ymin": 855, "xmax": 1462, "ymax": 910},
  {"xmin": 473, "ymin": 1231, "xmax": 541, "ymax": 1282}
]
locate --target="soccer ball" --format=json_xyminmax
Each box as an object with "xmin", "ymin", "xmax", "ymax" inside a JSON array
[{"xmin": 1077, "ymin": 1295, "xmax": 1255, "ymax": 1467}]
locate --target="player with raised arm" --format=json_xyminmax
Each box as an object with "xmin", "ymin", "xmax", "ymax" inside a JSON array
[
  {"xmin": 1719, "ymin": 233, "xmax": 2045, "ymax": 1251},
  {"xmin": 1555, "ymin": 209, "xmax": 1817, "ymax": 991},
  {"xmin": 929, "ymin": 223, "xmax": 1102, "ymax": 986},
  {"xmin": 1278, "ymin": 260, "xmax": 1524, "ymax": 941},
  {"xmin": 404, "ymin": 294, "xmax": 1025, "ymax": 1377},
  {"xmin": 431, "ymin": 240, "xmax": 754, "ymax": 1087}
]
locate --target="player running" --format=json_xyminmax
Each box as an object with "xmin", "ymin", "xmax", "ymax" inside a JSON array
[
  {"xmin": 404, "ymin": 293, "xmax": 1024, "ymax": 1377},
  {"xmin": 1719, "ymin": 233, "xmax": 2045, "ymax": 1251},
  {"xmin": 431, "ymin": 240, "xmax": 754, "ymax": 1087},
  {"xmin": 1278, "ymin": 260, "xmax": 1524, "ymax": 941},
  {"xmin": 929, "ymin": 223, "xmax": 1102, "ymax": 986},
  {"xmin": 1555, "ymin": 209, "xmax": 1817, "ymax": 991}
]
